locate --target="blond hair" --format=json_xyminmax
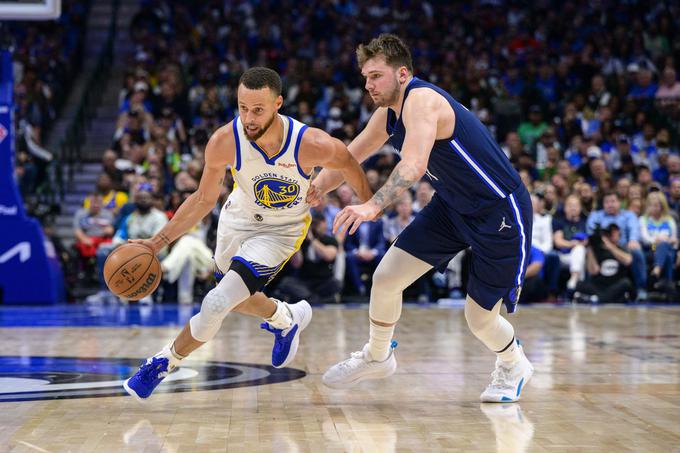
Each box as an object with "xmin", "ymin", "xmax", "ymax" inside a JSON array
[
  {"xmin": 356, "ymin": 34, "xmax": 413, "ymax": 72},
  {"xmin": 645, "ymin": 191, "xmax": 671, "ymax": 219}
]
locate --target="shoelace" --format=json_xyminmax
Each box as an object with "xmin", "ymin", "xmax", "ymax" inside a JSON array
[
  {"xmin": 260, "ymin": 322, "xmax": 281, "ymax": 335},
  {"xmin": 138, "ymin": 358, "xmax": 168, "ymax": 385},
  {"xmin": 260, "ymin": 322, "xmax": 296, "ymax": 338},
  {"xmin": 337, "ymin": 350, "xmax": 366, "ymax": 370},
  {"xmin": 489, "ymin": 364, "xmax": 514, "ymax": 389}
]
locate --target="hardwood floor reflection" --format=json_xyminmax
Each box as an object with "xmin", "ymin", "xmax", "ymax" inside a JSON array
[{"xmin": 1, "ymin": 305, "xmax": 679, "ymax": 452}]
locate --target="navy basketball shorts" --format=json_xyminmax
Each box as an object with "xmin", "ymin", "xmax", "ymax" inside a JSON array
[{"xmin": 394, "ymin": 186, "xmax": 533, "ymax": 312}]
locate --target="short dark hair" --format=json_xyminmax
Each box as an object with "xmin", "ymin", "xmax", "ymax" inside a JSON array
[
  {"xmin": 602, "ymin": 189, "xmax": 619, "ymax": 201},
  {"xmin": 239, "ymin": 67, "xmax": 282, "ymax": 96},
  {"xmin": 356, "ymin": 34, "xmax": 413, "ymax": 73}
]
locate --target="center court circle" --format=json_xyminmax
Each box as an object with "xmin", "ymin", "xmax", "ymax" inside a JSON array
[{"xmin": 0, "ymin": 356, "xmax": 306, "ymax": 402}]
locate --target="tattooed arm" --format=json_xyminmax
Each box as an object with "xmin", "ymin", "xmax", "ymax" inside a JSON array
[
  {"xmin": 141, "ymin": 123, "xmax": 234, "ymax": 254},
  {"xmin": 333, "ymin": 89, "xmax": 441, "ymax": 234}
]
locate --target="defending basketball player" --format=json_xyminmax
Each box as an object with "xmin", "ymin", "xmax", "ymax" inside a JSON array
[
  {"xmin": 123, "ymin": 67, "xmax": 372, "ymax": 400},
  {"xmin": 309, "ymin": 35, "xmax": 534, "ymax": 402}
]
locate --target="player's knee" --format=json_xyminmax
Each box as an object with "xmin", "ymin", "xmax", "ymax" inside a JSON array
[
  {"xmin": 189, "ymin": 311, "xmax": 221, "ymax": 343},
  {"xmin": 190, "ymin": 289, "xmax": 234, "ymax": 342},
  {"xmin": 464, "ymin": 296, "xmax": 497, "ymax": 334},
  {"xmin": 190, "ymin": 272, "xmax": 250, "ymax": 342},
  {"xmin": 372, "ymin": 261, "xmax": 406, "ymax": 294}
]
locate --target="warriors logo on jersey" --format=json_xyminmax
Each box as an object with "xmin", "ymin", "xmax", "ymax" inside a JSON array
[{"xmin": 253, "ymin": 176, "xmax": 301, "ymax": 209}]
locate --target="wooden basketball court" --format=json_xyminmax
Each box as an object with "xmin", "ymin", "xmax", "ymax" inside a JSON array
[{"xmin": 1, "ymin": 304, "xmax": 679, "ymax": 451}]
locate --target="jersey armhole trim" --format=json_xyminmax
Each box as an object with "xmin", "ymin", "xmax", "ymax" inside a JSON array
[
  {"xmin": 294, "ymin": 124, "xmax": 311, "ymax": 179},
  {"xmin": 233, "ymin": 116, "xmax": 242, "ymax": 171}
]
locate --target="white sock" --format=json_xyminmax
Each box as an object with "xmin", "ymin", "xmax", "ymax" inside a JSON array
[
  {"xmin": 154, "ymin": 342, "xmax": 184, "ymax": 370},
  {"xmin": 265, "ymin": 299, "xmax": 293, "ymax": 330},
  {"xmin": 368, "ymin": 320, "xmax": 395, "ymax": 362},
  {"xmin": 496, "ymin": 337, "xmax": 522, "ymax": 365}
]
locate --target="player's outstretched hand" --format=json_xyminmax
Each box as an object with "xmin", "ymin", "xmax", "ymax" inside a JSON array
[
  {"xmin": 333, "ymin": 201, "xmax": 381, "ymax": 235},
  {"xmin": 306, "ymin": 184, "xmax": 323, "ymax": 207}
]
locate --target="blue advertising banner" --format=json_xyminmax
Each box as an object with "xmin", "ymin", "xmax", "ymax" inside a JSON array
[{"xmin": 0, "ymin": 49, "xmax": 63, "ymax": 304}]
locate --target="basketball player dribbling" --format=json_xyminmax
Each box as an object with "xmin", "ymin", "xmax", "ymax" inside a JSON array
[
  {"xmin": 123, "ymin": 67, "xmax": 372, "ymax": 400},
  {"xmin": 310, "ymin": 34, "xmax": 534, "ymax": 402}
]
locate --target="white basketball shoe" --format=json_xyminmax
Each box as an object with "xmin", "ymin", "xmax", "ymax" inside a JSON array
[
  {"xmin": 480, "ymin": 345, "xmax": 534, "ymax": 403},
  {"xmin": 322, "ymin": 341, "xmax": 397, "ymax": 389}
]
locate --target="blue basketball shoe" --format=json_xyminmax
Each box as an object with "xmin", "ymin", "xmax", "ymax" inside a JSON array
[
  {"xmin": 123, "ymin": 356, "xmax": 171, "ymax": 401},
  {"xmin": 260, "ymin": 300, "xmax": 312, "ymax": 368}
]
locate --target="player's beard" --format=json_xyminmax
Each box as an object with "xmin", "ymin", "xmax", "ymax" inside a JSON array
[
  {"xmin": 243, "ymin": 112, "xmax": 277, "ymax": 141},
  {"xmin": 373, "ymin": 75, "xmax": 401, "ymax": 107}
]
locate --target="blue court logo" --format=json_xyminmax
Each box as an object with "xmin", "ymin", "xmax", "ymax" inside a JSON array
[
  {"xmin": 254, "ymin": 177, "xmax": 300, "ymax": 209},
  {"xmin": 0, "ymin": 356, "xmax": 305, "ymax": 402}
]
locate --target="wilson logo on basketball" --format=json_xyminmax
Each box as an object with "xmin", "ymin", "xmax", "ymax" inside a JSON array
[{"xmin": 126, "ymin": 272, "xmax": 158, "ymax": 299}]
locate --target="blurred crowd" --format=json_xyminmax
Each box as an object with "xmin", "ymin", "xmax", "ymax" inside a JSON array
[
  {"xmin": 9, "ymin": 0, "xmax": 90, "ymax": 202},
  {"xmin": 20, "ymin": 0, "xmax": 680, "ymax": 303}
]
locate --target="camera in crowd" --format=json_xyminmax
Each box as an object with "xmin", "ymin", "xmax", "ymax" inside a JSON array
[{"xmin": 588, "ymin": 223, "xmax": 619, "ymax": 250}]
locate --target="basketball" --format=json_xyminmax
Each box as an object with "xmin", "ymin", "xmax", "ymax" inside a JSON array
[{"xmin": 103, "ymin": 243, "xmax": 162, "ymax": 300}]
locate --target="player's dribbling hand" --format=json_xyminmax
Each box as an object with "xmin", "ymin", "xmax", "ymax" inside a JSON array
[
  {"xmin": 333, "ymin": 201, "xmax": 381, "ymax": 235},
  {"xmin": 305, "ymin": 184, "xmax": 323, "ymax": 207},
  {"xmin": 128, "ymin": 238, "xmax": 160, "ymax": 255}
]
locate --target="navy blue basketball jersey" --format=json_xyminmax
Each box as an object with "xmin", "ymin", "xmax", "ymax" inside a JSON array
[{"xmin": 386, "ymin": 77, "xmax": 521, "ymax": 215}]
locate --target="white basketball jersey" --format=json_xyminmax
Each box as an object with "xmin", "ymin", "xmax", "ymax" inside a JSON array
[{"xmin": 225, "ymin": 114, "xmax": 312, "ymax": 226}]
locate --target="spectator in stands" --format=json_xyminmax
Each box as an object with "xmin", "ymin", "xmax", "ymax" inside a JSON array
[
  {"xmin": 655, "ymin": 67, "xmax": 680, "ymax": 109},
  {"xmin": 336, "ymin": 183, "xmax": 354, "ymax": 209},
  {"xmin": 628, "ymin": 69, "xmax": 657, "ymax": 100},
  {"xmin": 114, "ymin": 107, "xmax": 152, "ymax": 148},
  {"xmin": 412, "ymin": 180, "xmax": 434, "ymax": 213},
  {"xmin": 383, "ymin": 192, "xmax": 415, "ymax": 244},
  {"xmin": 628, "ymin": 197, "xmax": 644, "ymax": 217},
  {"xmin": 275, "ymin": 214, "xmax": 342, "ymax": 305},
  {"xmin": 311, "ymin": 194, "xmax": 340, "ymax": 236},
  {"xmin": 639, "ymin": 191, "xmax": 678, "ymax": 284},
  {"xmin": 160, "ymin": 225, "xmax": 213, "ymax": 305},
  {"xmin": 573, "ymin": 182, "xmax": 594, "ymax": 215},
  {"xmin": 616, "ymin": 177, "xmax": 632, "ymax": 207},
  {"xmin": 84, "ymin": 174, "xmax": 129, "ymax": 215},
  {"xmin": 518, "ymin": 105, "xmax": 548, "ymax": 148},
  {"xmin": 73, "ymin": 193, "xmax": 114, "ymax": 260},
  {"xmin": 550, "ymin": 195, "xmax": 588, "ymax": 291},
  {"xmin": 605, "ymin": 135, "xmax": 633, "ymax": 175},
  {"xmin": 502, "ymin": 131, "xmax": 524, "ymax": 163},
  {"xmin": 532, "ymin": 127, "xmax": 560, "ymax": 175},
  {"xmin": 102, "ymin": 149, "xmax": 123, "ymax": 189},
  {"xmin": 531, "ymin": 193, "xmax": 553, "ymax": 254},
  {"xmin": 519, "ymin": 246, "xmax": 547, "ymax": 303},
  {"xmin": 669, "ymin": 177, "xmax": 680, "ymax": 220},
  {"xmin": 667, "ymin": 155, "xmax": 680, "ymax": 187},
  {"xmin": 587, "ymin": 191, "xmax": 647, "ymax": 299},
  {"xmin": 120, "ymin": 81, "xmax": 153, "ymax": 114},
  {"xmin": 344, "ymin": 218, "xmax": 386, "ymax": 297},
  {"xmin": 575, "ymin": 224, "xmax": 634, "ymax": 303}
]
